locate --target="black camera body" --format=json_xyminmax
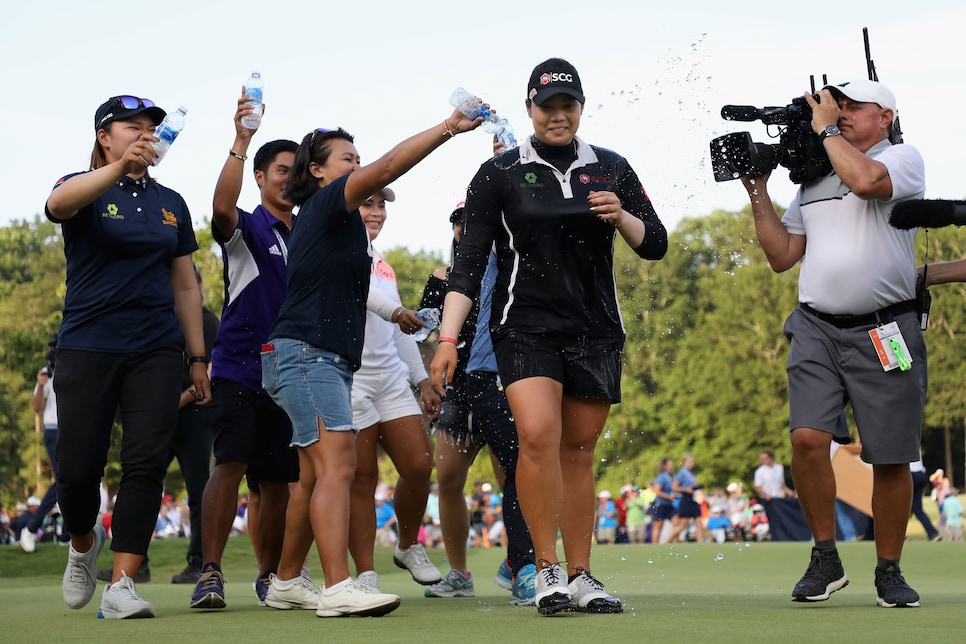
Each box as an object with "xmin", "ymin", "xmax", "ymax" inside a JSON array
[{"xmin": 710, "ymin": 95, "xmax": 831, "ymax": 185}]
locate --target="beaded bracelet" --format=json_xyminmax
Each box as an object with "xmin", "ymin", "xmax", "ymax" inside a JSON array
[{"xmin": 442, "ymin": 120, "xmax": 457, "ymax": 138}]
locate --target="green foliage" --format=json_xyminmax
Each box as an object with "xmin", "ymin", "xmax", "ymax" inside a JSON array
[
  {"xmin": 2, "ymin": 209, "xmax": 964, "ymax": 507},
  {"xmin": 382, "ymin": 246, "xmax": 445, "ymax": 310},
  {"xmin": 0, "ymin": 217, "xmax": 65, "ymax": 506},
  {"xmin": 193, "ymin": 217, "xmax": 225, "ymax": 315}
]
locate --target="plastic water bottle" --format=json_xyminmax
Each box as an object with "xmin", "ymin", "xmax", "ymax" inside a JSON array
[
  {"xmin": 411, "ymin": 308, "xmax": 440, "ymax": 342},
  {"xmin": 449, "ymin": 87, "xmax": 503, "ymax": 134},
  {"xmin": 151, "ymin": 106, "xmax": 187, "ymax": 165},
  {"xmin": 497, "ymin": 117, "xmax": 517, "ymax": 150},
  {"xmin": 241, "ymin": 71, "xmax": 263, "ymax": 129}
]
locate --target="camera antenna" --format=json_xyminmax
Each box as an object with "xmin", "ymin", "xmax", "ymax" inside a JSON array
[
  {"xmin": 864, "ymin": 27, "xmax": 877, "ymax": 81},
  {"xmin": 864, "ymin": 27, "xmax": 902, "ymax": 143}
]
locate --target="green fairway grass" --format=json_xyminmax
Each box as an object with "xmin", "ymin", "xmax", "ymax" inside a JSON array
[{"xmin": 1, "ymin": 533, "xmax": 962, "ymax": 644}]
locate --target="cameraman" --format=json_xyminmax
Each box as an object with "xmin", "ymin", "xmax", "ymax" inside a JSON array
[{"xmin": 739, "ymin": 79, "xmax": 925, "ymax": 608}]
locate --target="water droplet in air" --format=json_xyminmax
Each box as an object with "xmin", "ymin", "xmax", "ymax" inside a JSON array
[{"xmin": 715, "ymin": 553, "xmax": 724, "ymax": 561}]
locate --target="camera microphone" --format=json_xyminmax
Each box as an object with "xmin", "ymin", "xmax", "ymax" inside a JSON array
[
  {"xmin": 889, "ymin": 199, "xmax": 966, "ymax": 230},
  {"xmin": 720, "ymin": 105, "xmax": 762, "ymax": 122}
]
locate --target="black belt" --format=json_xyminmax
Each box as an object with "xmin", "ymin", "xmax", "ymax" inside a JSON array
[{"xmin": 799, "ymin": 299, "xmax": 918, "ymax": 328}]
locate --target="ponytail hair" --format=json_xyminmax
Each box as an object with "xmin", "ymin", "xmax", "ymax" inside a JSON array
[{"xmin": 284, "ymin": 127, "xmax": 354, "ymax": 206}]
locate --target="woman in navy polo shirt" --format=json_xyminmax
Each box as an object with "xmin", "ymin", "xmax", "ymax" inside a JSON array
[
  {"xmin": 260, "ymin": 102, "xmax": 484, "ymax": 617},
  {"xmin": 45, "ymin": 95, "xmax": 211, "ymax": 619}
]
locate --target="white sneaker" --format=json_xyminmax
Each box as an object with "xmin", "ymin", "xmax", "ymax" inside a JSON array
[
  {"xmin": 20, "ymin": 527, "xmax": 37, "ymax": 554},
  {"xmin": 534, "ymin": 561, "xmax": 573, "ymax": 615},
  {"xmin": 356, "ymin": 570, "xmax": 380, "ymax": 593},
  {"xmin": 316, "ymin": 580, "xmax": 400, "ymax": 617},
  {"xmin": 98, "ymin": 571, "xmax": 155, "ymax": 619},
  {"xmin": 568, "ymin": 567, "xmax": 622, "ymax": 613},
  {"xmin": 63, "ymin": 524, "xmax": 106, "ymax": 609},
  {"xmin": 392, "ymin": 543, "xmax": 441, "ymax": 585},
  {"xmin": 265, "ymin": 574, "xmax": 321, "ymax": 610}
]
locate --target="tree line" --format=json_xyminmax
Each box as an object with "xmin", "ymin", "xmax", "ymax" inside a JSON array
[{"xmin": 1, "ymin": 209, "xmax": 963, "ymax": 508}]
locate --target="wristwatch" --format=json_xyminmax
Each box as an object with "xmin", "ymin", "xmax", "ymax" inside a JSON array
[{"xmin": 820, "ymin": 124, "xmax": 841, "ymax": 142}]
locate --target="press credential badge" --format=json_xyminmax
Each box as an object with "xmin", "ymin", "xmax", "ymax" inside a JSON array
[{"xmin": 869, "ymin": 322, "xmax": 913, "ymax": 372}]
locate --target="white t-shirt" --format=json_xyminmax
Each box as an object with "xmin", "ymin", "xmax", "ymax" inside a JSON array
[
  {"xmin": 782, "ymin": 140, "xmax": 925, "ymax": 315},
  {"xmin": 754, "ymin": 463, "xmax": 787, "ymax": 498},
  {"xmin": 359, "ymin": 247, "xmax": 427, "ymax": 384},
  {"xmin": 33, "ymin": 377, "xmax": 58, "ymax": 427}
]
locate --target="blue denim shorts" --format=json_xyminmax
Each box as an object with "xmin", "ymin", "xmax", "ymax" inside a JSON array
[{"xmin": 261, "ymin": 338, "xmax": 358, "ymax": 446}]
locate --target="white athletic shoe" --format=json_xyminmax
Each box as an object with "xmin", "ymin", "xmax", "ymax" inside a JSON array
[
  {"xmin": 62, "ymin": 524, "xmax": 106, "ymax": 609},
  {"xmin": 265, "ymin": 573, "xmax": 321, "ymax": 610},
  {"xmin": 98, "ymin": 571, "xmax": 155, "ymax": 619},
  {"xmin": 393, "ymin": 543, "xmax": 442, "ymax": 585},
  {"xmin": 316, "ymin": 580, "xmax": 400, "ymax": 617},
  {"xmin": 356, "ymin": 570, "xmax": 380, "ymax": 593}
]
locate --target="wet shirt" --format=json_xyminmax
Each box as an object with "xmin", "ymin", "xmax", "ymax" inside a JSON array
[
  {"xmin": 270, "ymin": 175, "xmax": 372, "ymax": 370},
  {"xmin": 448, "ymin": 136, "xmax": 667, "ymax": 340},
  {"xmin": 47, "ymin": 173, "xmax": 198, "ymax": 352},
  {"xmin": 211, "ymin": 205, "xmax": 291, "ymax": 393}
]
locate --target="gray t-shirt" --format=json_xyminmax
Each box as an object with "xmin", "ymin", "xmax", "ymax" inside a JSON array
[{"xmin": 782, "ymin": 140, "xmax": 925, "ymax": 315}]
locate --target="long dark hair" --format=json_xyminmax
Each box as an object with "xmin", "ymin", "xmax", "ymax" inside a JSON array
[
  {"xmin": 89, "ymin": 124, "xmax": 114, "ymax": 170},
  {"xmin": 284, "ymin": 128, "xmax": 354, "ymax": 206}
]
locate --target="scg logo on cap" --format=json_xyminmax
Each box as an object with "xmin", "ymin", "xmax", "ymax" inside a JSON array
[{"xmin": 540, "ymin": 72, "xmax": 574, "ymax": 86}]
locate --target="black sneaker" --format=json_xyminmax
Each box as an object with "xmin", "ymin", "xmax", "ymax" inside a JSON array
[
  {"xmin": 95, "ymin": 559, "xmax": 151, "ymax": 584},
  {"xmin": 172, "ymin": 563, "xmax": 203, "ymax": 584},
  {"xmin": 875, "ymin": 564, "xmax": 920, "ymax": 608},
  {"xmin": 190, "ymin": 563, "xmax": 226, "ymax": 609},
  {"xmin": 254, "ymin": 569, "xmax": 275, "ymax": 606},
  {"xmin": 791, "ymin": 547, "xmax": 848, "ymax": 602}
]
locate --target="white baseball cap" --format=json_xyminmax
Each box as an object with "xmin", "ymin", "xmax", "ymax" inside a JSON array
[{"xmin": 824, "ymin": 79, "xmax": 897, "ymax": 121}]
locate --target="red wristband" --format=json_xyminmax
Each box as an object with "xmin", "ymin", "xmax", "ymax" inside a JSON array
[{"xmin": 438, "ymin": 336, "xmax": 458, "ymax": 345}]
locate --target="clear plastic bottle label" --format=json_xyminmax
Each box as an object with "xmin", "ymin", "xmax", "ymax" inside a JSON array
[{"xmin": 157, "ymin": 125, "xmax": 179, "ymax": 144}]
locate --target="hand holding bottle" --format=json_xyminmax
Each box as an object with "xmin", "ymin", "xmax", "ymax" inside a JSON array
[
  {"xmin": 234, "ymin": 88, "xmax": 262, "ymax": 140},
  {"xmin": 121, "ymin": 136, "xmax": 159, "ymax": 173},
  {"xmin": 150, "ymin": 106, "xmax": 187, "ymax": 165},
  {"xmin": 444, "ymin": 89, "xmax": 493, "ymax": 135},
  {"xmin": 449, "ymin": 87, "xmax": 502, "ymax": 133},
  {"xmin": 241, "ymin": 71, "xmax": 263, "ymax": 129}
]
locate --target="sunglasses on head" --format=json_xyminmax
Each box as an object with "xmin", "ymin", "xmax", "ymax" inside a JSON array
[
  {"xmin": 97, "ymin": 96, "xmax": 157, "ymax": 129},
  {"xmin": 116, "ymin": 95, "xmax": 155, "ymax": 110},
  {"xmin": 309, "ymin": 127, "xmax": 334, "ymax": 146}
]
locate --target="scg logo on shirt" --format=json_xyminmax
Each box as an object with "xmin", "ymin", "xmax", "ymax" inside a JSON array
[{"xmin": 579, "ymin": 174, "xmax": 611, "ymax": 185}]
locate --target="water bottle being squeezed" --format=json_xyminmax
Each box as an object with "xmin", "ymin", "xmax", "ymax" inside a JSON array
[
  {"xmin": 497, "ymin": 117, "xmax": 517, "ymax": 151},
  {"xmin": 411, "ymin": 308, "xmax": 440, "ymax": 342},
  {"xmin": 449, "ymin": 87, "xmax": 503, "ymax": 134},
  {"xmin": 151, "ymin": 106, "xmax": 187, "ymax": 165}
]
